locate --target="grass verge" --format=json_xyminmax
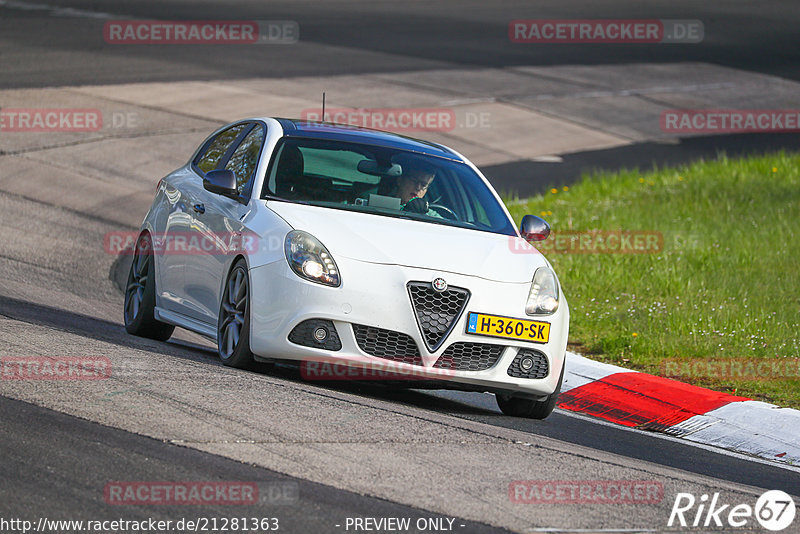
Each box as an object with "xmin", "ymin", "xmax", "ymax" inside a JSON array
[{"xmin": 506, "ymin": 151, "xmax": 800, "ymax": 408}]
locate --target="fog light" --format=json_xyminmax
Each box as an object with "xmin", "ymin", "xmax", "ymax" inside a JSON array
[
  {"xmin": 313, "ymin": 327, "xmax": 329, "ymax": 342},
  {"xmin": 519, "ymin": 356, "xmax": 535, "ymax": 372}
]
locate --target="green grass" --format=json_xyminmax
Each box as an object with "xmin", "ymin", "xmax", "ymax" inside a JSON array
[{"xmin": 506, "ymin": 152, "xmax": 800, "ymax": 408}]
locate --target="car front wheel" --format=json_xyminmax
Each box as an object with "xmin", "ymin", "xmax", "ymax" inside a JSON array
[
  {"xmin": 496, "ymin": 360, "xmax": 564, "ymax": 419},
  {"xmin": 217, "ymin": 259, "xmax": 255, "ymax": 369}
]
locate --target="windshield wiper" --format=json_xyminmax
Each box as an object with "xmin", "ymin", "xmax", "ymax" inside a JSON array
[{"xmin": 262, "ymin": 195, "xmax": 311, "ymax": 205}]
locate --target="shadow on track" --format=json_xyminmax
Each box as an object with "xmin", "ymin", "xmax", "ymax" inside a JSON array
[
  {"xmin": 0, "ymin": 395, "xmax": 510, "ymax": 533},
  {"xmin": 0, "ymin": 293, "xmax": 489, "ymax": 416},
  {"xmin": 486, "ymin": 132, "xmax": 800, "ymax": 197},
  {"xmin": 0, "ymin": 294, "xmax": 218, "ymax": 363}
]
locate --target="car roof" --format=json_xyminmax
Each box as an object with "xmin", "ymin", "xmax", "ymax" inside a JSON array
[{"xmin": 273, "ymin": 118, "xmax": 464, "ymax": 162}]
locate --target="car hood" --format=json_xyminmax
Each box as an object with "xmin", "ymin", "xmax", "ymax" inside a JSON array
[{"xmin": 267, "ymin": 201, "xmax": 546, "ymax": 283}]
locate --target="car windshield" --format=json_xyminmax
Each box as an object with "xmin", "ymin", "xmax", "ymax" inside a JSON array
[{"xmin": 262, "ymin": 137, "xmax": 516, "ymax": 236}]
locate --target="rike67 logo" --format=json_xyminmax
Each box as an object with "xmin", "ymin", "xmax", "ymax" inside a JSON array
[{"xmin": 669, "ymin": 490, "xmax": 796, "ymax": 531}]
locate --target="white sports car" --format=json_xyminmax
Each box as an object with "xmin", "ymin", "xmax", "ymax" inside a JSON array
[{"xmin": 124, "ymin": 118, "xmax": 569, "ymax": 418}]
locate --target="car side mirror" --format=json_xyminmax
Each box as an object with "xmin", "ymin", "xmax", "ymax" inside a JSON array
[
  {"xmin": 520, "ymin": 214, "xmax": 550, "ymax": 242},
  {"xmin": 203, "ymin": 169, "xmax": 238, "ymax": 197}
]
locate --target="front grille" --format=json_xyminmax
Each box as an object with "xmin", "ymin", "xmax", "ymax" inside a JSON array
[
  {"xmin": 352, "ymin": 324, "xmax": 423, "ymax": 366},
  {"xmin": 288, "ymin": 319, "xmax": 342, "ymax": 351},
  {"xmin": 407, "ymin": 282, "xmax": 470, "ymax": 352},
  {"xmin": 507, "ymin": 349, "xmax": 549, "ymax": 379},
  {"xmin": 433, "ymin": 342, "xmax": 504, "ymax": 371}
]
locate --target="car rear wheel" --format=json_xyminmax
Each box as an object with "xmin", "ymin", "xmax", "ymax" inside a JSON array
[
  {"xmin": 217, "ymin": 259, "xmax": 255, "ymax": 369},
  {"xmin": 124, "ymin": 233, "xmax": 175, "ymax": 341},
  {"xmin": 496, "ymin": 360, "xmax": 564, "ymax": 419}
]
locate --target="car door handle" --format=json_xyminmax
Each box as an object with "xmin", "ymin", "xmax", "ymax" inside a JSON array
[{"xmin": 193, "ymin": 203, "xmax": 205, "ymax": 214}]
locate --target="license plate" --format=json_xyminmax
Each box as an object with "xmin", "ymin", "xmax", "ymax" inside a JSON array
[{"xmin": 465, "ymin": 312, "xmax": 550, "ymax": 344}]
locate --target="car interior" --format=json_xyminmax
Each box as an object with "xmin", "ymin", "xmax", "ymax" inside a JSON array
[{"xmin": 263, "ymin": 138, "xmax": 515, "ymax": 235}]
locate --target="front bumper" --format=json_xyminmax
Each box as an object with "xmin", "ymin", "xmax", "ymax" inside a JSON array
[{"xmin": 248, "ymin": 257, "xmax": 569, "ymax": 398}]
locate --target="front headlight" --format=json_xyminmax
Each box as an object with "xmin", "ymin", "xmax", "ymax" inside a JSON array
[
  {"xmin": 284, "ymin": 230, "xmax": 341, "ymax": 287},
  {"xmin": 526, "ymin": 267, "xmax": 559, "ymax": 315}
]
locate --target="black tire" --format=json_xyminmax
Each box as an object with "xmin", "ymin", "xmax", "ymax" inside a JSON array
[
  {"xmin": 217, "ymin": 259, "xmax": 255, "ymax": 369},
  {"xmin": 496, "ymin": 359, "xmax": 565, "ymax": 419},
  {"xmin": 124, "ymin": 233, "xmax": 175, "ymax": 341}
]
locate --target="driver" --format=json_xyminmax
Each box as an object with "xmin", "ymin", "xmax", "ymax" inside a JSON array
[{"xmin": 392, "ymin": 155, "xmax": 441, "ymax": 216}]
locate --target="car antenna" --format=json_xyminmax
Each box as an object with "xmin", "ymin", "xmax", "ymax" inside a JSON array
[{"xmin": 321, "ymin": 92, "xmax": 326, "ymax": 123}]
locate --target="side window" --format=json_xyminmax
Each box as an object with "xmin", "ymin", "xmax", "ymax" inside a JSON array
[
  {"xmin": 225, "ymin": 126, "xmax": 265, "ymax": 194},
  {"xmin": 194, "ymin": 124, "xmax": 249, "ymax": 174}
]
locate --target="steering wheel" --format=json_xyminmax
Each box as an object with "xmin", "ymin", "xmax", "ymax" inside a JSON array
[{"xmin": 429, "ymin": 204, "xmax": 458, "ymax": 220}]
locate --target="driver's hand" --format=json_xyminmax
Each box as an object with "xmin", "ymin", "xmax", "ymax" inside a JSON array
[{"xmin": 404, "ymin": 197, "xmax": 428, "ymax": 213}]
